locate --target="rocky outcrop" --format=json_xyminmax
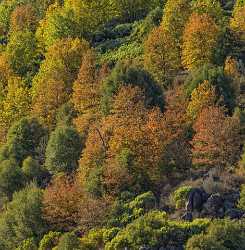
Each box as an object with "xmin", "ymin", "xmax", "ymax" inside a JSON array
[{"xmin": 181, "ymin": 189, "xmax": 244, "ymax": 221}]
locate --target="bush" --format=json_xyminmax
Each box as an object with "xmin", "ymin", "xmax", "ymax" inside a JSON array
[
  {"xmin": 56, "ymin": 232, "xmax": 81, "ymax": 250},
  {"xmin": 238, "ymin": 184, "xmax": 245, "ymax": 210},
  {"xmin": 105, "ymin": 211, "xmax": 209, "ymax": 250},
  {"xmin": 16, "ymin": 238, "xmax": 37, "ymax": 250},
  {"xmin": 38, "ymin": 231, "xmax": 62, "ymax": 250},
  {"xmin": 107, "ymin": 192, "xmax": 156, "ymax": 228},
  {"xmin": 172, "ymin": 186, "xmax": 192, "ymax": 209},
  {"xmin": 186, "ymin": 219, "xmax": 245, "ymax": 250}
]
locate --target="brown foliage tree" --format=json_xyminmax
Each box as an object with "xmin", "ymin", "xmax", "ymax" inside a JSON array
[
  {"xmin": 10, "ymin": 4, "xmax": 38, "ymax": 32},
  {"xmin": 42, "ymin": 175, "xmax": 110, "ymax": 233},
  {"xmin": 192, "ymin": 106, "xmax": 240, "ymax": 168},
  {"xmin": 72, "ymin": 49, "xmax": 108, "ymax": 135}
]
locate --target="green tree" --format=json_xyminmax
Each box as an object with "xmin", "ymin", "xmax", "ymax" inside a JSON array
[
  {"xmin": 36, "ymin": 3, "xmax": 81, "ymax": 50},
  {"xmin": 115, "ymin": 0, "xmax": 160, "ymax": 22},
  {"xmin": 0, "ymin": 77, "xmax": 31, "ymax": 141},
  {"xmin": 22, "ymin": 156, "xmax": 43, "ymax": 183},
  {"xmin": 45, "ymin": 126, "xmax": 83, "ymax": 174},
  {"xmin": 0, "ymin": 185, "xmax": 47, "ymax": 250},
  {"xmin": 3, "ymin": 117, "xmax": 46, "ymax": 164},
  {"xmin": 0, "ymin": 159, "xmax": 25, "ymax": 199}
]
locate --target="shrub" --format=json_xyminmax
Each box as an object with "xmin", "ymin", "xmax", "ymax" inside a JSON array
[
  {"xmin": 38, "ymin": 231, "xmax": 62, "ymax": 250},
  {"xmin": 186, "ymin": 219, "xmax": 245, "ymax": 250},
  {"xmin": 172, "ymin": 186, "xmax": 192, "ymax": 209},
  {"xmin": 56, "ymin": 232, "xmax": 81, "ymax": 250}
]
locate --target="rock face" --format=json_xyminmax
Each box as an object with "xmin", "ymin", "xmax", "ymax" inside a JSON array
[
  {"xmin": 186, "ymin": 188, "xmax": 208, "ymax": 212},
  {"xmin": 181, "ymin": 189, "xmax": 244, "ymax": 221},
  {"xmin": 202, "ymin": 193, "xmax": 224, "ymax": 218}
]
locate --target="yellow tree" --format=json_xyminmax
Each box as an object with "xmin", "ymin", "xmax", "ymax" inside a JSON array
[
  {"xmin": 144, "ymin": 27, "xmax": 181, "ymax": 85},
  {"xmin": 182, "ymin": 13, "xmax": 220, "ymax": 70},
  {"xmin": 32, "ymin": 38, "xmax": 90, "ymax": 127},
  {"xmin": 0, "ymin": 77, "xmax": 31, "ymax": 143},
  {"xmin": 144, "ymin": 0, "xmax": 192, "ymax": 85},
  {"xmin": 187, "ymin": 80, "xmax": 217, "ymax": 120},
  {"xmin": 230, "ymin": 1, "xmax": 245, "ymax": 40}
]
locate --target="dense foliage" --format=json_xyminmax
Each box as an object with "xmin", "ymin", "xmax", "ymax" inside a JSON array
[{"xmin": 0, "ymin": 0, "xmax": 244, "ymax": 249}]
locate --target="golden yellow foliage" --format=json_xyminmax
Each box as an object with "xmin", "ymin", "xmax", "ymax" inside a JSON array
[
  {"xmin": 187, "ymin": 80, "xmax": 216, "ymax": 120},
  {"xmin": 182, "ymin": 13, "xmax": 220, "ymax": 70}
]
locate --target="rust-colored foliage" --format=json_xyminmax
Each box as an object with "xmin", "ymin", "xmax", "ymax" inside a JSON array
[
  {"xmin": 32, "ymin": 79, "xmax": 69, "ymax": 128},
  {"xmin": 161, "ymin": 85, "xmax": 192, "ymax": 176},
  {"xmin": 79, "ymin": 85, "xmax": 167, "ymax": 194},
  {"xmin": 72, "ymin": 49, "xmax": 108, "ymax": 135},
  {"xmin": 192, "ymin": 106, "xmax": 240, "ymax": 168},
  {"xmin": 182, "ymin": 13, "xmax": 220, "ymax": 70},
  {"xmin": 42, "ymin": 174, "xmax": 110, "ymax": 232}
]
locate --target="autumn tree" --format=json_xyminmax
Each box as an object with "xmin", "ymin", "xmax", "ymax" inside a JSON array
[
  {"xmin": 230, "ymin": 0, "xmax": 245, "ymax": 40},
  {"xmin": 191, "ymin": 106, "xmax": 240, "ymax": 168},
  {"xmin": 101, "ymin": 59, "xmax": 163, "ymax": 114},
  {"xmin": 182, "ymin": 13, "xmax": 220, "ymax": 70},
  {"xmin": 187, "ymin": 80, "xmax": 217, "ymax": 120},
  {"xmin": 32, "ymin": 78, "xmax": 69, "ymax": 128},
  {"xmin": 79, "ymin": 85, "xmax": 166, "ymax": 195},
  {"xmin": 42, "ymin": 175, "xmax": 109, "ymax": 232},
  {"xmin": 10, "ymin": 4, "xmax": 38, "ymax": 32},
  {"xmin": 32, "ymin": 38, "xmax": 90, "ymax": 127},
  {"xmin": 161, "ymin": 85, "xmax": 192, "ymax": 178},
  {"xmin": 144, "ymin": 0, "xmax": 192, "ymax": 85},
  {"xmin": 72, "ymin": 49, "xmax": 103, "ymax": 135}
]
